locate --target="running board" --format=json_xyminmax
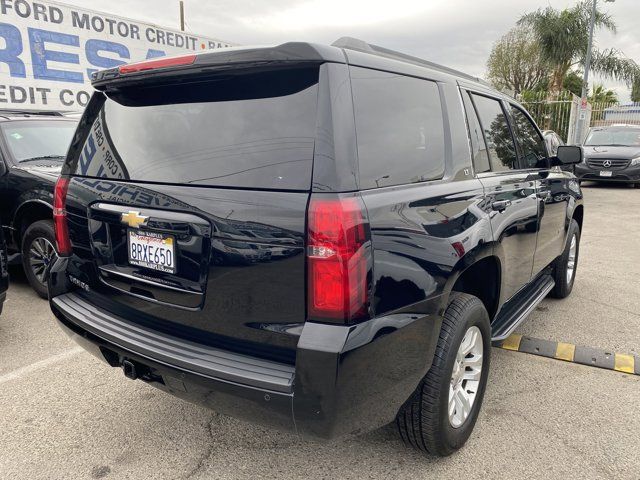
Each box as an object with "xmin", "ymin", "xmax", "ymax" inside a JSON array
[{"xmin": 491, "ymin": 274, "xmax": 555, "ymax": 345}]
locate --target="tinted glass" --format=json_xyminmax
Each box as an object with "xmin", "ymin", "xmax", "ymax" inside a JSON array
[
  {"xmin": 510, "ymin": 106, "xmax": 547, "ymax": 169},
  {"xmin": 350, "ymin": 67, "xmax": 445, "ymax": 189},
  {"xmin": 471, "ymin": 94, "xmax": 517, "ymax": 172},
  {"xmin": 585, "ymin": 127, "xmax": 640, "ymax": 146},
  {"xmin": 462, "ymin": 91, "xmax": 490, "ymax": 173},
  {"xmin": 2, "ymin": 120, "xmax": 77, "ymax": 163},
  {"xmin": 73, "ymin": 68, "xmax": 319, "ymax": 190}
]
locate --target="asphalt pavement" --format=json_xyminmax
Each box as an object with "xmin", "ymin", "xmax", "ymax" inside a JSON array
[{"xmin": 0, "ymin": 182, "xmax": 638, "ymax": 480}]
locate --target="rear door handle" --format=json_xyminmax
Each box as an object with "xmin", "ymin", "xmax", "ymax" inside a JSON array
[{"xmin": 491, "ymin": 200, "xmax": 512, "ymax": 212}]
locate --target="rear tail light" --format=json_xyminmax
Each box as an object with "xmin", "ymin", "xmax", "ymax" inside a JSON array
[
  {"xmin": 118, "ymin": 54, "xmax": 197, "ymax": 74},
  {"xmin": 451, "ymin": 241, "xmax": 465, "ymax": 258},
  {"xmin": 306, "ymin": 195, "xmax": 371, "ymax": 323},
  {"xmin": 53, "ymin": 177, "xmax": 72, "ymax": 256}
]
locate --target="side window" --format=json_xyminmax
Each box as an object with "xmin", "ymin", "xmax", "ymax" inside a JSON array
[
  {"xmin": 470, "ymin": 93, "xmax": 518, "ymax": 172},
  {"xmin": 510, "ymin": 106, "xmax": 548, "ymax": 169},
  {"xmin": 461, "ymin": 91, "xmax": 490, "ymax": 173},
  {"xmin": 350, "ymin": 67, "xmax": 446, "ymax": 189}
]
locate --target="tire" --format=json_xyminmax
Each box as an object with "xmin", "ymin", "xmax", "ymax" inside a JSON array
[
  {"xmin": 396, "ymin": 293, "xmax": 491, "ymax": 456},
  {"xmin": 550, "ymin": 219, "xmax": 580, "ymax": 299},
  {"xmin": 21, "ymin": 220, "xmax": 57, "ymax": 299}
]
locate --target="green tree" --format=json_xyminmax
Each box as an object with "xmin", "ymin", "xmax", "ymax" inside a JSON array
[
  {"xmin": 632, "ymin": 79, "xmax": 640, "ymax": 103},
  {"xmin": 486, "ymin": 26, "xmax": 549, "ymax": 95},
  {"xmin": 562, "ymin": 71, "xmax": 584, "ymax": 97},
  {"xmin": 519, "ymin": 1, "xmax": 639, "ymax": 97}
]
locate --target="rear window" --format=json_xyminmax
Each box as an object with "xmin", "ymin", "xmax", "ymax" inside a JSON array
[
  {"xmin": 350, "ymin": 67, "xmax": 446, "ymax": 189},
  {"xmin": 72, "ymin": 67, "xmax": 319, "ymax": 190},
  {"xmin": 2, "ymin": 120, "xmax": 77, "ymax": 163}
]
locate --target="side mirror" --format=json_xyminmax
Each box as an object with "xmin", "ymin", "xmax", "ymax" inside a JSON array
[
  {"xmin": 0, "ymin": 161, "xmax": 6, "ymax": 176},
  {"xmin": 551, "ymin": 145, "xmax": 582, "ymax": 166}
]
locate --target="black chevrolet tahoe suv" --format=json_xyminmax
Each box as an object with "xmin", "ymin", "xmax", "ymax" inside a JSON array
[
  {"xmin": 0, "ymin": 111, "xmax": 78, "ymax": 297},
  {"xmin": 0, "ymin": 226, "xmax": 7, "ymax": 315},
  {"xmin": 48, "ymin": 38, "xmax": 584, "ymax": 456}
]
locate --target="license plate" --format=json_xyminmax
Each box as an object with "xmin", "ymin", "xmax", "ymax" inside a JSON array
[
  {"xmin": 127, "ymin": 230, "xmax": 176, "ymax": 274},
  {"xmin": 599, "ymin": 170, "xmax": 613, "ymax": 177}
]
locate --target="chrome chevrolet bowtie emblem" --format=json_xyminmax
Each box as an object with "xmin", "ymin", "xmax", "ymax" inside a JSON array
[
  {"xmin": 602, "ymin": 160, "xmax": 612, "ymax": 168},
  {"xmin": 121, "ymin": 211, "xmax": 148, "ymax": 228}
]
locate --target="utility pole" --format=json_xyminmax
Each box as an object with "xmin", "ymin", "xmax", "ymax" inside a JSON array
[
  {"xmin": 576, "ymin": 0, "xmax": 598, "ymax": 144},
  {"xmin": 179, "ymin": 1, "xmax": 185, "ymax": 32},
  {"xmin": 576, "ymin": 0, "xmax": 615, "ymax": 144}
]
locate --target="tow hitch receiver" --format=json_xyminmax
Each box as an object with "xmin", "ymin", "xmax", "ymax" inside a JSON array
[{"xmin": 122, "ymin": 359, "xmax": 138, "ymax": 380}]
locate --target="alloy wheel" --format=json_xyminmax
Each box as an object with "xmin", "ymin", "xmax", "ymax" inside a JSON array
[
  {"xmin": 28, "ymin": 237, "xmax": 56, "ymax": 285},
  {"xmin": 448, "ymin": 326, "xmax": 483, "ymax": 428},
  {"xmin": 566, "ymin": 234, "xmax": 577, "ymax": 285}
]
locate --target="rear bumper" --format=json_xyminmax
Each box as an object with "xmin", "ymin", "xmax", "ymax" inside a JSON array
[
  {"xmin": 575, "ymin": 163, "xmax": 640, "ymax": 183},
  {"xmin": 50, "ymin": 291, "xmax": 441, "ymax": 439}
]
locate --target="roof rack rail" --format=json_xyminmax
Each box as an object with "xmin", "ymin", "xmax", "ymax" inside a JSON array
[
  {"xmin": 332, "ymin": 36, "xmax": 490, "ymax": 86},
  {"xmin": 0, "ymin": 109, "xmax": 63, "ymax": 117}
]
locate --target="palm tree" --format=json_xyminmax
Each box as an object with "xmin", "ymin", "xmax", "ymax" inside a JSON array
[
  {"xmin": 589, "ymin": 83, "xmax": 618, "ymax": 104},
  {"xmin": 519, "ymin": 1, "xmax": 639, "ymax": 97},
  {"xmin": 589, "ymin": 84, "xmax": 618, "ymax": 122}
]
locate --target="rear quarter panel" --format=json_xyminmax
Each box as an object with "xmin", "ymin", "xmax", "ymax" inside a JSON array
[{"xmin": 361, "ymin": 178, "xmax": 493, "ymax": 318}]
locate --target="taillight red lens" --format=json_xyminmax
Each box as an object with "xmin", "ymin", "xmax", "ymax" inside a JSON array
[
  {"xmin": 53, "ymin": 177, "xmax": 71, "ymax": 256},
  {"xmin": 307, "ymin": 195, "xmax": 370, "ymax": 322},
  {"xmin": 118, "ymin": 54, "xmax": 197, "ymax": 74}
]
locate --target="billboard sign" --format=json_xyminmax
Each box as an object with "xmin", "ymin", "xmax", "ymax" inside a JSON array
[{"xmin": 0, "ymin": 0, "xmax": 234, "ymax": 111}]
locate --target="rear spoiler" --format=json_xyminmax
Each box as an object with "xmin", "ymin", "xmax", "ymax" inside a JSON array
[{"xmin": 91, "ymin": 42, "xmax": 345, "ymax": 91}]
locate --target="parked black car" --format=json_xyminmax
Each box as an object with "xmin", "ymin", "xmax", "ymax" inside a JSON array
[
  {"xmin": 48, "ymin": 38, "xmax": 584, "ymax": 456},
  {"xmin": 0, "ymin": 111, "xmax": 78, "ymax": 297},
  {"xmin": 575, "ymin": 124, "xmax": 640, "ymax": 187},
  {"xmin": 0, "ymin": 226, "xmax": 8, "ymax": 315}
]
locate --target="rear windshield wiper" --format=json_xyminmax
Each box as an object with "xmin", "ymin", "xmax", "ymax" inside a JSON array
[{"xmin": 18, "ymin": 155, "xmax": 65, "ymax": 163}]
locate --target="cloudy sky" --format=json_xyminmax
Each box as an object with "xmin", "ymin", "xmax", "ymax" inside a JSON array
[{"xmin": 63, "ymin": 0, "xmax": 640, "ymax": 101}]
